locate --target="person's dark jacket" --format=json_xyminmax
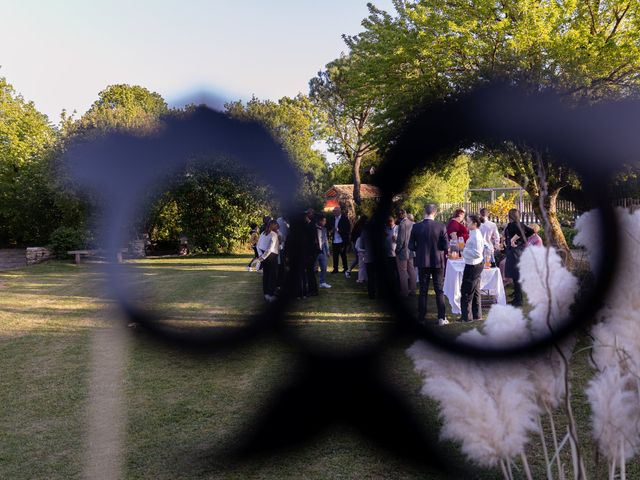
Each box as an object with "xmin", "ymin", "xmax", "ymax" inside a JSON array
[
  {"xmin": 504, "ymin": 221, "xmax": 534, "ymax": 280},
  {"xmin": 286, "ymin": 217, "xmax": 317, "ymax": 266},
  {"xmin": 395, "ymin": 217, "xmax": 415, "ymax": 260},
  {"xmin": 328, "ymin": 214, "xmax": 351, "ymax": 244},
  {"xmin": 409, "ymin": 219, "xmax": 449, "ymax": 269}
]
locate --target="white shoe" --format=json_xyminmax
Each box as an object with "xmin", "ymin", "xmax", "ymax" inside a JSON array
[
  {"xmin": 246, "ymin": 266, "xmax": 253, "ymax": 271},
  {"xmin": 344, "ymin": 270, "xmax": 351, "ymax": 278},
  {"xmin": 264, "ymin": 294, "xmax": 276, "ymax": 302},
  {"xmin": 438, "ymin": 318, "xmax": 449, "ymax": 326},
  {"xmin": 320, "ymin": 282, "xmax": 332, "ymax": 288}
]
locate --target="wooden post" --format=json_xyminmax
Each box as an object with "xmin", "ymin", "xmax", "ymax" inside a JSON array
[
  {"xmin": 519, "ymin": 189, "xmax": 524, "ymax": 213},
  {"xmin": 75, "ymin": 253, "xmax": 81, "ymax": 264}
]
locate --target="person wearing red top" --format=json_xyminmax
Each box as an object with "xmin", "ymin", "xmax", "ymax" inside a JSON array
[{"xmin": 446, "ymin": 208, "xmax": 469, "ymax": 242}]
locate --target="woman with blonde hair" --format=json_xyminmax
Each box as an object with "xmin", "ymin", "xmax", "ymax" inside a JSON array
[{"xmin": 527, "ymin": 224, "xmax": 543, "ymax": 247}]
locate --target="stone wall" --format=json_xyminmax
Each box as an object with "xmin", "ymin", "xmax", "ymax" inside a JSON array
[
  {"xmin": 128, "ymin": 239, "xmax": 146, "ymax": 258},
  {"xmin": 26, "ymin": 247, "xmax": 52, "ymax": 265}
]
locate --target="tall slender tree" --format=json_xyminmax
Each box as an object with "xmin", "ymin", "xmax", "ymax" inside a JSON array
[{"xmin": 310, "ymin": 55, "xmax": 375, "ymax": 205}]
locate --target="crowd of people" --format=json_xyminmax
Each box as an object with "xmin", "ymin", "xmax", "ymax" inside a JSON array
[
  {"xmin": 247, "ymin": 203, "xmax": 541, "ymax": 325},
  {"xmin": 247, "ymin": 207, "xmax": 354, "ymax": 302}
]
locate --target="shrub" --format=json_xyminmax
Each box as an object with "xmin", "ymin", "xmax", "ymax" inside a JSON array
[
  {"xmin": 538, "ymin": 226, "xmax": 579, "ymax": 249},
  {"xmin": 562, "ymin": 226, "xmax": 578, "ymax": 249},
  {"xmin": 488, "ymin": 195, "xmax": 517, "ymax": 223},
  {"xmin": 356, "ymin": 198, "xmax": 379, "ymax": 218},
  {"xmin": 49, "ymin": 227, "xmax": 87, "ymax": 259}
]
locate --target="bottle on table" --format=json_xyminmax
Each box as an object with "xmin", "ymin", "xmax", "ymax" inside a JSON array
[{"xmin": 483, "ymin": 245, "xmax": 492, "ymax": 269}]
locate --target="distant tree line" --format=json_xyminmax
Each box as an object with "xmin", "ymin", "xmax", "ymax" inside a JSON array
[{"xmin": 0, "ymin": 82, "xmax": 329, "ymax": 253}]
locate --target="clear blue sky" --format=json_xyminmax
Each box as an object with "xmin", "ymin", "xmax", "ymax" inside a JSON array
[{"xmin": 1, "ymin": 0, "xmax": 394, "ymax": 123}]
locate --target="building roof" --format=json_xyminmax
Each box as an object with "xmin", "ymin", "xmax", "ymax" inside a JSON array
[{"xmin": 325, "ymin": 184, "xmax": 381, "ymax": 199}]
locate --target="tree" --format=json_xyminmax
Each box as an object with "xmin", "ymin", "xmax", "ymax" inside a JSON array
[
  {"xmin": 67, "ymin": 84, "xmax": 168, "ymax": 136},
  {"xmin": 326, "ymin": 152, "xmax": 380, "ymax": 188},
  {"xmin": 310, "ymin": 55, "xmax": 375, "ymax": 205},
  {"xmin": 53, "ymin": 84, "xmax": 172, "ymax": 239},
  {"xmin": 56, "ymin": 85, "xmax": 277, "ymax": 252},
  {"xmin": 344, "ymin": 0, "xmax": 640, "ymax": 259},
  {"xmin": 609, "ymin": 161, "xmax": 640, "ymax": 199},
  {"xmin": 403, "ymin": 153, "xmax": 471, "ymax": 214},
  {"xmin": 225, "ymin": 95, "xmax": 328, "ymax": 207},
  {"xmin": 151, "ymin": 158, "xmax": 270, "ymax": 253},
  {"xmin": 468, "ymin": 152, "xmax": 520, "ymax": 201},
  {"xmin": 0, "ymin": 76, "xmax": 57, "ymax": 246}
]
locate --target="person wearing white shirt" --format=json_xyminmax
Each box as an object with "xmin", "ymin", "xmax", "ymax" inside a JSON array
[
  {"xmin": 479, "ymin": 208, "xmax": 500, "ymax": 252},
  {"xmin": 257, "ymin": 220, "xmax": 280, "ymax": 302},
  {"xmin": 334, "ymin": 219, "xmax": 342, "ymax": 243},
  {"xmin": 329, "ymin": 206, "xmax": 351, "ymax": 274},
  {"xmin": 276, "ymin": 215, "xmax": 289, "ymax": 283},
  {"xmin": 460, "ymin": 214, "xmax": 485, "ymax": 322},
  {"xmin": 315, "ymin": 214, "xmax": 332, "ymax": 288},
  {"xmin": 354, "ymin": 234, "xmax": 368, "ymax": 283},
  {"xmin": 256, "ymin": 230, "xmax": 271, "ymax": 258},
  {"xmin": 276, "ymin": 215, "xmax": 289, "ymax": 244},
  {"xmin": 384, "ymin": 216, "xmax": 400, "ymax": 293}
]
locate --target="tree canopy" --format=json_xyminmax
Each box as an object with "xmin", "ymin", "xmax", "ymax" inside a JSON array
[
  {"xmin": 225, "ymin": 94, "xmax": 328, "ymax": 206},
  {"xmin": 67, "ymin": 84, "xmax": 169, "ymax": 136},
  {"xmin": 0, "ymin": 77, "xmax": 57, "ymax": 246},
  {"xmin": 310, "ymin": 55, "xmax": 376, "ymax": 204},
  {"xmin": 339, "ymin": 0, "xmax": 640, "ymax": 254},
  {"xmin": 347, "ymin": 0, "xmax": 640, "ymax": 134},
  {"xmin": 403, "ymin": 153, "xmax": 471, "ymax": 213}
]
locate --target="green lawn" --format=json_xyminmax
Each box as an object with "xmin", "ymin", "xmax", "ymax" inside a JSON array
[{"xmin": 0, "ymin": 255, "xmax": 625, "ymax": 479}]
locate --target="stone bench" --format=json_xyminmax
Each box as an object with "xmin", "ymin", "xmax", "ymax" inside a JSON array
[{"xmin": 68, "ymin": 249, "xmax": 127, "ymax": 264}]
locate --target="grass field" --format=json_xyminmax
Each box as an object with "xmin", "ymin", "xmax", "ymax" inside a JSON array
[{"xmin": 0, "ymin": 255, "xmax": 630, "ymax": 479}]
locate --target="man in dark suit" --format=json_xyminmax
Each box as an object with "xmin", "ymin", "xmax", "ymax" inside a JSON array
[
  {"xmin": 286, "ymin": 209, "xmax": 318, "ymax": 298},
  {"xmin": 327, "ymin": 206, "xmax": 351, "ymax": 274},
  {"xmin": 302, "ymin": 209, "xmax": 319, "ymax": 296},
  {"xmin": 409, "ymin": 203, "xmax": 449, "ymax": 325}
]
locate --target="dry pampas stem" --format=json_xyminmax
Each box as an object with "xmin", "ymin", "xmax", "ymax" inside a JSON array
[
  {"xmin": 537, "ymin": 414, "xmax": 553, "ymax": 480},
  {"xmin": 544, "ymin": 405, "xmax": 564, "ymax": 479},
  {"xmin": 521, "ymin": 452, "xmax": 534, "ymax": 480}
]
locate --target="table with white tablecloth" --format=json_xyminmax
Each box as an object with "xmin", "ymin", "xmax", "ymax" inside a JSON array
[{"xmin": 443, "ymin": 258, "xmax": 507, "ymax": 315}]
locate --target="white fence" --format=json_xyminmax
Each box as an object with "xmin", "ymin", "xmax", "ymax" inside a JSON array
[{"xmin": 435, "ymin": 198, "xmax": 640, "ymax": 225}]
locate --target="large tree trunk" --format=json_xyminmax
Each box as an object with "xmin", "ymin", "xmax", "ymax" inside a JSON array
[
  {"xmin": 352, "ymin": 151, "xmax": 363, "ymax": 206},
  {"xmin": 529, "ymin": 189, "xmax": 573, "ymax": 267}
]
